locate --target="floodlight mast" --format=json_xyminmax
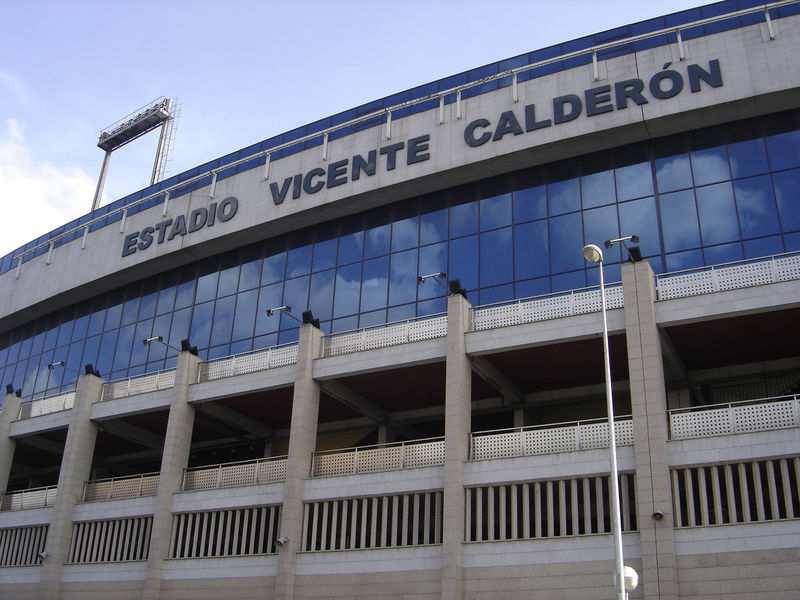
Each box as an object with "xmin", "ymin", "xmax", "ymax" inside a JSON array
[{"xmin": 91, "ymin": 97, "xmax": 175, "ymax": 211}]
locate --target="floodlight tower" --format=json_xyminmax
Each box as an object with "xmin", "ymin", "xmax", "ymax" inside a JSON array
[{"xmin": 91, "ymin": 97, "xmax": 180, "ymax": 211}]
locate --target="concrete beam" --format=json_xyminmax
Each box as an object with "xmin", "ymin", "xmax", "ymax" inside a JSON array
[
  {"xmin": 100, "ymin": 420, "xmax": 164, "ymax": 450},
  {"xmin": 197, "ymin": 402, "xmax": 274, "ymax": 439},
  {"xmin": 17, "ymin": 435, "xmax": 64, "ymax": 455},
  {"xmin": 320, "ymin": 380, "xmax": 389, "ymax": 423},
  {"xmin": 471, "ymin": 356, "xmax": 525, "ymax": 405}
]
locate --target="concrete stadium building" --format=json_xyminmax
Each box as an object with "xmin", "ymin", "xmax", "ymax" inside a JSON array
[{"xmin": 1, "ymin": 1, "xmax": 799, "ymax": 598}]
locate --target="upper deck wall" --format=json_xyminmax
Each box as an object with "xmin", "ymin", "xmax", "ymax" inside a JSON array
[{"xmin": 1, "ymin": 12, "xmax": 799, "ymax": 333}]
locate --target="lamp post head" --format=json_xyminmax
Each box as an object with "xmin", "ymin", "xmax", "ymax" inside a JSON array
[{"xmin": 582, "ymin": 244, "xmax": 604, "ymax": 263}]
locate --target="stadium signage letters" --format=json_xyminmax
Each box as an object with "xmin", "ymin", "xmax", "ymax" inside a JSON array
[
  {"xmin": 464, "ymin": 59, "xmax": 723, "ymax": 147},
  {"xmin": 121, "ymin": 197, "xmax": 238, "ymax": 257}
]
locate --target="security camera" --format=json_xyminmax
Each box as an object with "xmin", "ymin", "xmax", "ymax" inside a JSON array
[
  {"xmin": 38, "ymin": 550, "xmax": 49, "ymax": 559},
  {"xmin": 275, "ymin": 536, "xmax": 288, "ymax": 546},
  {"xmin": 652, "ymin": 510, "xmax": 665, "ymax": 520}
]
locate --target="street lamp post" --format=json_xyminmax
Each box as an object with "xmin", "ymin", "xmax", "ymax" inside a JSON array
[{"xmin": 582, "ymin": 242, "xmax": 626, "ymax": 600}]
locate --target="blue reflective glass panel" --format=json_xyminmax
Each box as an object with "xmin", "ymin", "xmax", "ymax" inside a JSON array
[
  {"xmin": 665, "ymin": 249, "xmax": 704, "ymax": 272},
  {"xmin": 175, "ymin": 280, "xmax": 195, "ymax": 309},
  {"xmin": 514, "ymin": 185, "xmax": 546, "ymax": 222},
  {"xmin": 766, "ymin": 130, "xmax": 800, "ymax": 171},
  {"xmin": 515, "ymin": 277, "xmax": 550, "ymax": 299},
  {"xmin": 618, "ymin": 197, "xmax": 660, "ymax": 257},
  {"xmin": 728, "ymin": 139, "xmax": 769, "ymax": 179},
  {"xmin": 190, "ymin": 302, "xmax": 214, "ymax": 350},
  {"xmin": 514, "ymin": 221, "xmax": 549, "ymax": 280},
  {"xmin": 286, "ymin": 246, "xmax": 312, "ymax": 278},
  {"xmin": 583, "ymin": 205, "xmax": 620, "ymax": 254},
  {"xmin": 581, "ymin": 170, "xmax": 616, "ymax": 208},
  {"xmin": 549, "ymin": 213, "xmax": 584, "ymax": 273},
  {"xmin": 365, "ymin": 224, "xmax": 390, "ymax": 258},
  {"xmin": 697, "ymin": 183, "xmax": 739, "ymax": 245},
  {"xmin": 704, "ymin": 242, "xmax": 742, "ymax": 264},
  {"xmin": 480, "ymin": 228, "xmax": 513, "ymax": 287},
  {"xmin": 660, "ymin": 190, "xmax": 701, "ymax": 252},
  {"xmin": 392, "ymin": 216, "xmax": 418, "ymax": 253},
  {"xmin": 254, "ymin": 283, "xmax": 283, "ymax": 336},
  {"xmin": 231, "ymin": 289, "xmax": 258, "ymax": 341},
  {"xmin": 218, "ymin": 266, "xmax": 239, "ymax": 298},
  {"xmin": 283, "ymin": 276, "xmax": 310, "ymax": 317},
  {"xmin": 450, "ymin": 201, "xmax": 478, "ymax": 237},
  {"xmin": 551, "ymin": 270, "xmax": 586, "ymax": 292},
  {"xmin": 773, "ymin": 169, "xmax": 800, "ymax": 231},
  {"xmin": 309, "ymin": 270, "xmax": 335, "ymax": 322},
  {"xmin": 335, "ymin": 263, "xmax": 362, "ymax": 317},
  {"xmin": 734, "ymin": 175, "xmax": 780, "ymax": 238},
  {"xmin": 239, "ymin": 260, "xmax": 261, "ymax": 292},
  {"xmin": 389, "ymin": 249, "xmax": 418, "ymax": 306},
  {"xmin": 354, "ymin": 256, "xmax": 389, "ymax": 312},
  {"xmin": 548, "ymin": 178, "xmax": 580, "ymax": 216},
  {"xmin": 313, "ymin": 238, "xmax": 337, "ymax": 272},
  {"xmin": 418, "ymin": 243, "xmax": 447, "ymax": 300},
  {"xmin": 480, "ymin": 193, "xmax": 512, "ymax": 231},
  {"xmin": 420, "ymin": 209, "xmax": 447, "ymax": 245},
  {"xmin": 655, "ymin": 154, "xmax": 693, "ymax": 193},
  {"xmin": 338, "ymin": 231, "xmax": 364, "ymax": 265},
  {"xmin": 195, "ymin": 272, "xmax": 218, "ymax": 304},
  {"xmin": 615, "ymin": 162, "xmax": 653, "ymax": 200},
  {"xmin": 744, "ymin": 236, "xmax": 783, "ymax": 258},
  {"xmin": 449, "ymin": 235, "xmax": 478, "ymax": 292},
  {"xmin": 691, "ymin": 147, "xmax": 730, "ymax": 186},
  {"xmin": 262, "ymin": 252, "xmax": 287, "ymax": 285}
]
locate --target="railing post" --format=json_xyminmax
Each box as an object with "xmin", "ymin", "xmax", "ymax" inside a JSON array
[
  {"xmin": 216, "ymin": 464, "xmax": 222, "ymax": 489},
  {"xmin": 576, "ymin": 421, "xmax": 583, "ymax": 451},
  {"xmin": 401, "ymin": 442, "xmax": 406, "ymax": 470},
  {"xmin": 138, "ymin": 475, "xmax": 144, "ymax": 498},
  {"xmin": 254, "ymin": 460, "xmax": 260, "ymax": 485},
  {"xmin": 353, "ymin": 447, "xmax": 358, "ymax": 474},
  {"xmin": 728, "ymin": 403, "xmax": 735, "ymax": 434}
]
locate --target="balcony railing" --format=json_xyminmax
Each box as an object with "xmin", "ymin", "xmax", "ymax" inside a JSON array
[
  {"xmin": 669, "ymin": 395, "xmax": 800, "ymax": 440},
  {"xmin": 311, "ymin": 437, "xmax": 446, "ymax": 477},
  {"xmin": 16, "ymin": 389, "xmax": 75, "ymax": 420},
  {"xmin": 0, "ymin": 485, "xmax": 57, "ymax": 511},
  {"xmin": 470, "ymin": 416, "xmax": 633, "ymax": 461},
  {"xmin": 472, "ymin": 284, "xmax": 624, "ymax": 331},
  {"xmin": 182, "ymin": 456, "xmax": 288, "ymax": 491},
  {"xmin": 197, "ymin": 342, "xmax": 299, "ymax": 383},
  {"xmin": 102, "ymin": 368, "xmax": 176, "ymax": 401},
  {"xmin": 655, "ymin": 251, "xmax": 800, "ymax": 301},
  {"xmin": 82, "ymin": 472, "xmax": 160, "ymax": 502},
  {"xmin": 321, "ymin": 314, "xmax": 447, "ymax": 358}
]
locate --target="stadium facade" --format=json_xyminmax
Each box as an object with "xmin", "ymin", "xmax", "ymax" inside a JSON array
[{"xmin": 1, "ymin": 1, "xmax": 799, "ymax": 598}]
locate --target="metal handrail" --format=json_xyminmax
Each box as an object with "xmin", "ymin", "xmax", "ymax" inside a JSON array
[
  {"xmin": 182, "ymin": 455, "xmax": 288, "ymax": 491},
  {"xmin": 9, "ymin": 1, "xmax": 795, "ymax": 273},
  {"xmin": 472, "ymin": 282, "xmax": 622, "ymax": 313},
  {"xmin": 82, "ymin": 472, "xmax": 160, "ymax": 502},
  {"xmin": 655, "ymin": 250, "xmax": 800, "ymax": 284},
  {"xmin": 0, "ymin": 485, "xmax": 58, "ymax": 511},
  {"xmin": 667, "ymin": 394, "xmax": 800, "ymax": 416},
  {"xmin": 311, "ymin": 437, "xmax": 445, "ymax": 476},
  {"xmin": 472, "ymin": 415, "xmax": 633, "ymax": 438},
  {"xmin": 101, "ymin": 367, "xmax": 177, "ymax": 401}
]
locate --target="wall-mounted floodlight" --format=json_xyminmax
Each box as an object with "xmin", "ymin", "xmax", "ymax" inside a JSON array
[
  {"xmin": 604, "ymin": 235, "xmax": 642, "ymax": 263},
  {"xmin": 180, "ymin": 339, "xmax": 199, "ymax": 356},
  {"xmin": 266, "ymin": 306, "xmax": 319, "ymax": 328},
  {"xmin": 417, "ymin": 272, "xmax": 448, "ymax": 292},
  {"xmin": 47, "ymin": 361, "xmax": 83, "ymax": 376},
  {"xmin": 448, "ymin": 278, "xmax": 468, "ymax": 298},
  {"xmin": 5, "ymin": 383, "xmax": 21, "ymax": 397},
  {"xmin": 84, "ymin": 364, "xmax": 101, "ymax": 377},
  {"xmin": 142, "ymin": 335, "xmax": 184, "ymax": 353}
]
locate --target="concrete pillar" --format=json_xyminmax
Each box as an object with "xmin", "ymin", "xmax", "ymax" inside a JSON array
[
  {"xmin": 621, "ymin": 261, "xmax": 678, "ymax": 600},
  {"xmin": 441, "ymin": 293, "xmax": 472, "ymax": 600},
  {"xmin": 141, "ymin": 351, "xmax": 201, "ymax": 600},
  {"xmin": 274, "ymin": 324, "xmax": 324, "ymax": 600},
  {"xmin": 39, "ymin": 373, "xmax": 104, "ymax": 600},
  {"xmin": 0, "ymin": 393, "xmax": 22, "ymax": 494}
]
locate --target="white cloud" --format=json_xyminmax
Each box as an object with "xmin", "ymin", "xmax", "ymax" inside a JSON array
[{"xmin": 0, "ymin": 118, "xmax": 95, "ymax": 257}]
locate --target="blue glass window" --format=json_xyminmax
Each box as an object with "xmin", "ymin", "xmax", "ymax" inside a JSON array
[
  {"xmin": 744, "ymin": 236, "xmax": 783, "ymax": 258},
  {"xmin": 514, "ymin": 221, "xmax": 548, "ymax": 280},
  {"xmin": 262, "ymin": 252, "xmax": 287, "ymax": 285},
  {"xmin": 480, "ymin": 228, "xmax": 513, "ymax": 287},
  {"xmin": 232, "ymin": 290, "xmax": 258, "ymax": 341},
  {"xmin": 450, "ymin": 201, "xmax": 478, "ymax": 237},
  {"xmin": 210, "ymin": 296, "xmax": 236, "ymax": 347},
  {"xmin": 420, "ymin": 209, "xmax": 448, "ymax": 246},
  {"xmin": 514, "ymin": 185, "xmax": 546, "ymax": 222},
  {"xmin": 773, "ymin": 169, "xmax": 800, "ymax": 231},
  {"xmin": 697, "ymin": 183, "xmax": 739, "ymax": 245},
  {"xmin": 286, "ymin": 245, "xmax": 312, "ymax": 278},
  {"xmin": 704, "ymin": 242, "xmax": 743, "ymax": 264},
  {"xmin": 335, "ymin": 263, "xmax": 363, "ymax": 317},
  {"xmin": 549, "ymin": 213, "xmax": 584, "ymax": 273},
  {"xmin": 309, "ymin": 270, "xmax": 335, "ymax": 322},
  {"xmin": 365, "ymin": 224, "xmax": 390, "ymax": 258},
  {"xmin": 660, "ymin": 190, "xmax": 701, "ymax": 252},
  {"xmin": 618, "ymin": 197, "xmax": 660, "ymax": 257},
  {"xmin": 391, "ymin": 216, "xmax": 419, "ymax": 252},
  {"xmin": 360, "ymin": 256, "xmax": 388, "ymax": 313},
  {"xmin": 480, "ymin": 193, "xmax": 512, "ymax": 231},
  {"xmin": 254, "ymin": 283, "xmax": 283, "ymax": 336},
  {"xmin": 548, "ymin": 178, "xmax": 580, "ymax": 216},
  {"xmin": 312, "ymin": 238, "xmax": 337, "ymax": 271},
  {"xmin": 734, "ymin": 176, "xmax": 780, "ymax": 238},
  {"xmin": 581, "ymin": 170, "xmax": 616, "ymax": 209},
  {"xmin": 583, "ymin": 205, "xmax": 620, "ymax": 256},
  {"xmin": 239, "ymin": 260, "xmax": 261, "ymax": 292},
  {"xmin": 766, "ymin": 130, "xmax": 800, "ymax": 171},
  {"xmin": 283, "ymin": 276, "xmax": 310, "ymax": 320},
  {"xmin": 449, "ymin": 235, "xmax": 478, "ymax": 292},
  {"xmin": 175, "ymin": 280, "xmax": 195, "ymax": 309},
  {"xmin": 338, "ymin": 231, "xmax": 364, "ymax": 264},
  {"xmin": 389, "ymin": 249, "xmax": 418, "ymax": 306},
  {"xmin": 616, "ymin": 162, "xmax": 653, "ymax": 200},
  {"xmin": 655, "ymin": 154, "xmax": 693, "ymax": 193},
  {"xmin": 728, "ymin": 139, "xmax": 769, "ymax": 179},
  {"xmin": 691, "ymin": 147, "xmax": 730, "ymax": 186},
  {"xmin": 418, "ymin": 243, "xmax": 447, "ymax": 300},
  {"xmin": 190, "ymin": 302, "xmax": 214, "ymax": 350},
  {"xmin": 665, "ymin": 249, "xmax": 704, "ymax": 272},
  {"xmin": 218, "ymin": 266, "xmax": 240, "ymax": 298},
  {"xmin": 195, "ymin": 272, "xmax": 218, "ymax": 304}
]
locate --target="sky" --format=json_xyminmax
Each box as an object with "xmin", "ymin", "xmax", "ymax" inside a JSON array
[{"xmin": 0, "ymin": 0, "xmax": 712, "ymax": 259}]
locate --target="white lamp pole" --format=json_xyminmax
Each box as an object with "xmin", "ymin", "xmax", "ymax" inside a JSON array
[{"xmin": 582, "ymin": 243, "xmax": 625, "ymax": 600}]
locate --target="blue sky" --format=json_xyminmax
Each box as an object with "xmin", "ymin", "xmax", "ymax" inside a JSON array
[{"xmin": 0, "ymin": 0, "xmax": 709, "ymax": 257}]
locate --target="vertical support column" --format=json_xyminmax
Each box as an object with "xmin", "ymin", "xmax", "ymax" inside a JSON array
[
  {"xmin": 39, "ymin": 373, "xmax": 104, "ymax": 600},
  {"xmin": 142, "ymin": 351, "xmax": 201, "ymax": 600},
  {"xmin": 274, "ymin": 324, "xmax": 323, "ymax": 600},
  {"xmin": 622, "ymin": 261, "xmax": 677, "ymax": 600},
  {"xmin": 442, "ymin": 293, "xmax": 472, "ymax": 600},
  {"xmin": 0, "ymin": 393, "xmax": 23, "ymax": 494}
]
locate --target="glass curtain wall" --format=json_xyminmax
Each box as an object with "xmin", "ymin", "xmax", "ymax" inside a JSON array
[{"xmin": 1, "ymin": 112, "xmax": 799, "ymax": 400}]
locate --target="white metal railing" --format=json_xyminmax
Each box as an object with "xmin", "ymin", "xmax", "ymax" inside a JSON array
[
  {"xmin": 16, "ymin": 389, "xmax": 76, "ymax": 420},
  {"xmin": 182, "ymin": 456, "xmax": 288, "ymax": 491},
  {"xmin": 472, "ymin": 284, "xmax": 624, "ymax": 331},
  {"xmin": 13, "ymin": 2, "xmax": 791, "ymax": 277},
  {"xmin": 470, "ymin": 416, "xmax": 633, "ymax": 461},
  {"xmin": 197, "ymin": 343, "xmax": 299, "ymax": 382},
  {"xmin": 82, "ymin": 472, "xmax": 160, "ymax": 502},
  {"xmin": 322, "ymin": 314, "xmax": 448, "ymax": 358},
  {"xmin": 102, "ymin": 368, "xmax": 176, "ymax": 401},
  {"xmin": 655, "ymin": 251, "xmax": 800, "ymax": 301},
  {"xmin": 0, "ymin": 485, "xmax": 58, "ymax": 511},
  {"xmin": 311, "ymin": 437, "xmax": 445, "ymax": 477},
  {"xmin": 669, "ymin": 395, "xmax": 800, "ymax": 440}
]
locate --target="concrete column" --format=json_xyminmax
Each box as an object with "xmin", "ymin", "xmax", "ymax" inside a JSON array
[
  {"xmin": 39, "ymin": 373, "xmax": 104, "ymax": 600},
  {"xmin": 441, "ymin": 293, "xmax": 472, "ymax": 600},
  {"xmin": 274, "ymin": 324, "xmax": 324, "ymax": 600},
  {"xmin": 0, "ymin": 393, "xmax": 22, "ymax": 494},
  {"xmin": 141, "ymin": 351, "xmax": 201, "ymax": 600},
  {"xmin": 621, "ymin": 261, "xmax": 678, "ymax": 600}
]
